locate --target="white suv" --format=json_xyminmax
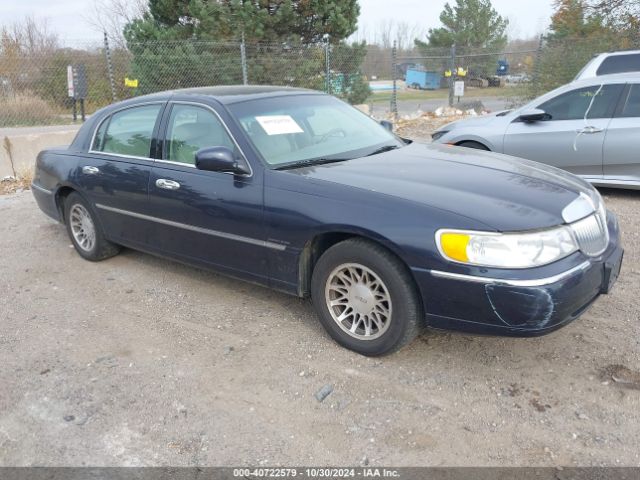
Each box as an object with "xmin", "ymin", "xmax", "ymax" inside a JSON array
[{"xmin": 574, "ymin": 50, "xmax": 640, "ymax": 80}]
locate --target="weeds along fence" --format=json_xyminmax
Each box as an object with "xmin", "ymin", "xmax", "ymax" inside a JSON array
[
  {"xmin": 2, "ymin": 34, "xmax": 640, "ymax": 127},
  {"xmin": 0, "ymin": 38, "xmax": 369, "ymax": 128}
]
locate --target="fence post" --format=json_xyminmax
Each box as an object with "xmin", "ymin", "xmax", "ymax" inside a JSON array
[
  {"xmin": 240, "ymin": 31, "xmax": 248, "ymax": 85},
  {"xmin": 391, "ymin": 40, "xmax": 398, "ymax": 119},
  {"xmin": 103, "ymin": 31, "xmax": 118, "ymax": 102},
  {"xmin": 324, "ymin": 35, "xmax": 331, "ymax": 94},
  {"xmin": 531, "ymin": 34, "xmax": 545, "ymax": 94},
  {"xmin": 448, "ymin": 44, "xmax": 456, "ymax": 107}
]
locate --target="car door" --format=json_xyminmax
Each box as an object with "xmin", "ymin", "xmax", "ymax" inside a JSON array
[
  {"xmin": 75, "ymin": 102, "xmax": 165, "ymax": 246},
  {"xmin": 603, "ymin": 84, "xmax": 640, "ymax": 183},
  {"xmin": 503, "ymin": 84, "xmax": 624, "ymax": 177},
  {"xmin": 146, "ymin": 102, "xmax": 267, "ymax": 284}
]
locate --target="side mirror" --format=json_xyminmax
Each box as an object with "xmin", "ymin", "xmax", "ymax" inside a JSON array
[
  {"xmin": 518, "ymin": 108, "xmax": 547, "ymax": 123},
  {"xmin": 195, "ymin": 146, "xmax": 250, "ymax": 175},
  {"xmin": 380, "ymin": 120, "xmax": 394, "ymax": 132}
]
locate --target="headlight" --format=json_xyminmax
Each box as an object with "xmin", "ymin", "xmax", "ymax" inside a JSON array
[
  {"xmin": 436, "ymin": 227, "xmax": 578, "ymax": 268},
  {"xmin": 431, "ymin": 130, "xmax": 449, "ymax": 141}
]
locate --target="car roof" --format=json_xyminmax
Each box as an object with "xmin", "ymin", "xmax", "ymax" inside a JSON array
[
  {"xmin": 140, "ymin": 85, "xmax": 323, "ymax": 105},
  {"xmin": 594, "ymin": 49, "xmax": 640, "ymax": 57},
  {"xmin": 571, "ymin": 72, "xmax": 640, "ymax": 86}
]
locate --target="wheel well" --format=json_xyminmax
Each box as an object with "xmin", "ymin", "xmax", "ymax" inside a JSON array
[
  {"xmin": 54, "ymin": 186, "xmax": 75, "ymax": 221},
  {"xmin": 297, "ymin": 232, "xmax": 414, "ymax": 299},
  {"xmin": 455, "ymin": 140, "xmax": 490, "ymax": 151}
]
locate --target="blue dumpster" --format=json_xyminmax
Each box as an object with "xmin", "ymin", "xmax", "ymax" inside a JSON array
[{"xmin": 405, "ymin": 68, "xmax": 442, "ymax": 90}]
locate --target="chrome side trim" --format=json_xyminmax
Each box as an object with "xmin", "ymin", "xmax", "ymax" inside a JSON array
[
  {"xmin": 86, "ymin": 151, "xmax": 155, "ymax": 162},
  {"xmin": 95, "ymin": 204, "xmax": 286, "ymax": 251},
  {"xmin": 154, "ymin": 158, "xmax": 196, "ymax": 169},
  {"xmin": 430, "ymin": 261, "xmax": 591, "ymax": 287},
  {"xmin": 31, "ymin": 183, "xmax": 53, "ymax": 195}
]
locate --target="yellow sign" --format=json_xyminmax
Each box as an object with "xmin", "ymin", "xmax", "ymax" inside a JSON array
[{"xmin": 124, "ymin": 77, "xmax": 139, "ymax": 88}]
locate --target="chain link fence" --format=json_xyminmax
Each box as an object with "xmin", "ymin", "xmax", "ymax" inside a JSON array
[
  {"xmin": 2, "ymin": 34, "xmax": 640, "ymax": 128},
  {"xmin": 0, "ymin": 38, "xmax": 369, "ymax": 128},
  {"xmin": 382, "ymin": 34, "xmax": 640, "ymax": 118}
]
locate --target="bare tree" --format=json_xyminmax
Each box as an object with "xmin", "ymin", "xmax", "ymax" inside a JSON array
[
  {"xmin": 0, "ymin": 16, "xmax": 58, "ymax": 56},
  {"xmin": 354, "ymin": 20, "xmax": 427, "ymax": 50},
  {"xmin": 585, "ymin": 0, "xmax": 640, "ymax": 30},
  {"xmin": 83, "ymin": 0, "xmax": 148, "ymax": 48}
]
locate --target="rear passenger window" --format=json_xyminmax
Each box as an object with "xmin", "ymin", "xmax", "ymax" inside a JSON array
[
  {"xmin": 620, "ymin": 85, "xmax": 640, "ymax": 117},
  {"xmin": 596, "ymin": 54, "xmax": 640, "ymax": 76},
  {"xmin": 93, "ymin": 105, "xmax": 161, "ymax": 158}
]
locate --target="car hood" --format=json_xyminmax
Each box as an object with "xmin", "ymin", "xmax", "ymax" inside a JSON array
[
  {"xmin": 286, "ymin": 143, "xmax": 595, "ymax": 232},
  {"xmin": 438, "ymin": 110, "xmax": 510, "ymax": 131}
]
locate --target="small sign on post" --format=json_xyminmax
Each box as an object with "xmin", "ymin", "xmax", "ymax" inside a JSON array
[
  {"xmin": 67, "ymin": 64, "xmax": 87, "ymax": 122},
  {"xmin": 67, "ymin": 65, "xmax": 75, "ymax": 98},
  {"xmin": 454, "ymin": 80, "xmax": 465, "ymax": 102}
]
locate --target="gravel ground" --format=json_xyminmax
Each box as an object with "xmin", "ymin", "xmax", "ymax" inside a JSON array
[{"xmin": 0, "ymin": 185, "xmax": 639, "ymax": 467}]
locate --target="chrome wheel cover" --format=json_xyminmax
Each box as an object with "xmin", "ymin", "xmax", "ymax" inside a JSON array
[
  {"xmin": 69, "ymin": 204, "xmax": 96, "ymax": 252},
  {"xmin": 325, "ymin": 263, "xmax": 392, "ymax": 341}
]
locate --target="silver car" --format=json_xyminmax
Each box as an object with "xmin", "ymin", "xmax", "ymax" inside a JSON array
[{"xmin": 432, "ymin": 73, "xmax": 640, "ymax": 189}]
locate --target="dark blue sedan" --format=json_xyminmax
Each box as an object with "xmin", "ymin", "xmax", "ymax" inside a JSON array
[{"xmin": 31, "ymin": 86, "xmax": 623, "ymax": 355}]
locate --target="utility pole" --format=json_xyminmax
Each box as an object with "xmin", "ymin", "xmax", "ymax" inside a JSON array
[
  {"xmin": 103, "ymin": 31, "xmax": 117, "ymax": 102},
  {"xmin": 448, "ymin": 44, "xmax": 456, "ymax": 107},
  {"xmin": 240, "ymin": 31, "xmax": 248, "ymax": 85}
]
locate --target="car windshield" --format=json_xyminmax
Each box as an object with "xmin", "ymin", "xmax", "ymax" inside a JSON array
[{"xmin": 227, "ymin": 94, "xmax": 404, "ymax": 168}]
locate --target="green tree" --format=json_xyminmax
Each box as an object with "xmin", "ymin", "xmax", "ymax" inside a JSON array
[
  {"xmin": 414, "ymin": 0, "xmax": 508, "ymax": 78},
  {"xmin": 547, "ymin": 0, "xmax": 607, "ymax": 40},
  {"xmin": 123, "ymin": 0, "xmax": 366, "ymax": 102},
  {"xmin": 415, "ymin": 0, "xmax": 508, "ymax": 50},
  {"xmin": 124, "ymin": 0, "xmax": 359, "ymax": 44}
]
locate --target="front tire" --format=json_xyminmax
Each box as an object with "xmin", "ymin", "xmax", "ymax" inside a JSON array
[
  {"xmin": 64, "ymin": 192, "xmax": 120, "ymax": 261},
  {"xmin": 311, "ymin": 238, "xmax": 423, "ymax": 356}
]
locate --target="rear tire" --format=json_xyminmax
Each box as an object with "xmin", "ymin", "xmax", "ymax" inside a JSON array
[
  {"xmin": 64, "ymin": 192, "xmax": 120, "ymax": 262},
  {"xmin": 311, "ymin": 238, "xmax": 423, "ymax": 356},
  {"xmin": 457, "ymin": 140, "xmax": 489, "ymax": 151}
]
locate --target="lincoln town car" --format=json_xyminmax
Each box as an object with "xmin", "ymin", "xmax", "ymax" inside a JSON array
[{"xmin": 31, "ymin": 87, "xmax": 624, "ymax": 355}]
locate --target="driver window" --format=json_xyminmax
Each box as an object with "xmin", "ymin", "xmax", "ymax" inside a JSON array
[
  {"xmin": 165, "ymin": 104, "xmax": 234, "ymax": 164},
  {"xmin": 537, "ymin": 84, "xmax": 623, "ymax": 121}
]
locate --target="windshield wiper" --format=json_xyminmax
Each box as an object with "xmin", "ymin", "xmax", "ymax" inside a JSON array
[
  {"xmin": 274, "ymin": 157, "xmax": 352, "ymax": 170},
  {"xmin": 365, "ymin": 145, "xmax": 400, "ymax": 157}
]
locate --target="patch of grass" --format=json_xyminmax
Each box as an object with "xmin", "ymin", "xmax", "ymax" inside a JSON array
[
  {"xmin": 0, "ymin": 93, "xmax": 62, "ymax": 127},
  {"xmin": 367, "ymin": 86, "xmax": 526, "ymax": 104}
]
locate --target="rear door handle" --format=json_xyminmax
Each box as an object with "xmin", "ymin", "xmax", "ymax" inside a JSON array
[
  {"xmin": 577, "ymin": 126, "xmax": 603, "ymax": 134},
  {"xmin": 156, "ymin": 179, "xmax": 181, "ymax": 190},
  {"xmin": 82, "ymin": 166, "xmax": 100, "ymax": 175}
]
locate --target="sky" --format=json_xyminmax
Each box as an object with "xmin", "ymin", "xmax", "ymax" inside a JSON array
[{"xmin": 0, "ymin": 0, "xmax": 556, "ymax": 43}]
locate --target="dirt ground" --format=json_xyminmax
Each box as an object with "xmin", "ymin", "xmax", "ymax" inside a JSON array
[{"xmin": 0, "ymin": 179, "xmax": 639, "ymax": 467}]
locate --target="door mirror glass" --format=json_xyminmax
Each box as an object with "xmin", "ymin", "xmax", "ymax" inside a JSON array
[
  {"xmin": 518, "ymin": 109, "xmax": 547, "ymax": 123},
  {"xmin": 195, "ymin": 146, "xmax": 249, "ymax": 175}
]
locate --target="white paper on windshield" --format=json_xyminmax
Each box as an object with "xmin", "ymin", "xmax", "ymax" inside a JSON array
[{"xmin": 255, "ymin": 115, "xmax": 304, "ymax": 135}]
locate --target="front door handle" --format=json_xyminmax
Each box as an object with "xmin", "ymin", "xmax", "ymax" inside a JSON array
[
  {"xmin": 156, "ymin": 179, "xmax": 181, "ymax": 190},
  {"xmin": 82, "ymin": 166, "xmax": 100, "ymax": 175},
  {"xmin": 577, "ymin": 126, "xmax": 603, "ymax": 134}
]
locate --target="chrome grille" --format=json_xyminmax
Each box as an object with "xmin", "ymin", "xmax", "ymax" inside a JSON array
[{"xmin": 570, "ymin": 208, "xmax": 609, "ymax": 256}]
